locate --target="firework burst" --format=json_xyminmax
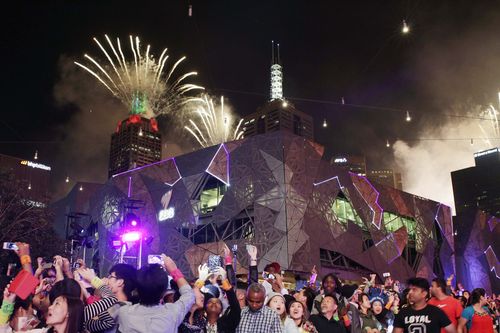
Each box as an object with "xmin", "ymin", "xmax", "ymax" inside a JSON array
[
  {"xmin": 75, "ymin": 35, "xmax": 204, "ymax": 117},
  {"xmin": 184, "ymin": 95, "xmax": 244, "ymax": 147}
]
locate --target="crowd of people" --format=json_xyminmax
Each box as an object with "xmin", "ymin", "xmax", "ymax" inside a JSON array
[{"xmin": 0, "ymin": 242, "xmax": 498, "ymax": 333}]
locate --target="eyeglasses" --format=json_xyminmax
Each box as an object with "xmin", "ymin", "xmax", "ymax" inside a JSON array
[{"xmin": 108, "ymin": 274, "xmax": 118, "ymax": 280}]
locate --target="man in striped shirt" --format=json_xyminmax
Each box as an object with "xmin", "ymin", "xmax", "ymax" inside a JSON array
[{"xmin": 79, "ymin": 263, "xmax": 137, "ymax": 332}]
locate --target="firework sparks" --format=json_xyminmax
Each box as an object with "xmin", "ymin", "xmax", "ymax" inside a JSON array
[
  {"xmin": 184, "ymin": 95, "xmax": 244, "ymax": 147},
  {"xmin": 75, "ymin": 35, "xmax": 204, "ymax": 117},
  {"xmin": 478, "ymin": 104, "xmax": 500, "ymax": 146}
]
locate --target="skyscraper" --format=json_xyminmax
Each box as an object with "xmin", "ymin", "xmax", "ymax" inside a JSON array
[
  {"xmin": 108, "ymin": 94, "xmax": 162, "ymax": 178},
  {"xmin": 367, "ymin": 169, "xmax": 403, "ymax": 190},
  {"xmin": 242, "ymin": 42, "xmax": 314, "ymax": 140},
  {"xmin": 451, "ymin": 147, "xmax": 500, "ymax": 217},
  {"xmin": 330, "ymin": 155, "xmax": 367, "ymax": 176},
  {"xmin": 0, "ymin": 153, "xmax": 51, "ymax": 205}
]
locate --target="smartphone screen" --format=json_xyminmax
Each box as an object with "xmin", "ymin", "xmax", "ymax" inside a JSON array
[
  {"xmin": 207, "ymin": 255, "xmax": 222, "ymax": 272},
  {"xmin": 3, "ymin": 242, "xmax": 18, "ymax": 251},
  {"xmin": 148, "ymin": 255, "xmax": 162, "ymax": 264}
]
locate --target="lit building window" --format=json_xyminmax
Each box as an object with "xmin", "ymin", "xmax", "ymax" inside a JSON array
[
  {"xmin": 200, "ymin": 178, "xmax": 227, "ymax": 214},
  {"xmin": 331, "ymin": 197, "xmax": 365, "ymax": 230},
  {"xmin": 383, "ymin": 211, "xmax": 418, "ymax": 241}
]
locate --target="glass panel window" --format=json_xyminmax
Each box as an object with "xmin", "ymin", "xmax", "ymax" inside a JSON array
[
  {"xmin": 200, "ymin": 177, "xmax": 227, "ymax": 214},
  {"xmin": 331, "ymin": 197, "xmax": 366, "ymax": 230}
]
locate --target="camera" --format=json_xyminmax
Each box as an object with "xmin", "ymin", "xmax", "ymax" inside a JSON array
[
  {"xmin": 72, "ymin": 262, "xmax": 81, "ymax": 270},
  {"xmin": 3, "ymin": 242, "xmax": 18, "ymax": 251},
  {"xmin": 262, "ymin": 271, "xmax": 276, "ymax": 280}
]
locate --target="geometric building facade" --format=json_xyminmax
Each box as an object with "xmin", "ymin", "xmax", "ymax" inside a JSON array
[
  {"xmin": 84, "ymin": 131, "xmax": 454, "ymax": 281},
  {"xmin": 454, "ymin": 210, "xmax": 500, "ymax": 294}
]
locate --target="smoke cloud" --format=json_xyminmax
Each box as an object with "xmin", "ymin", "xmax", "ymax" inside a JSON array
[
  {"xmin": 51, "ymin": 56, "xmax": 126, "ymax": 199},
  {"xmin": 392, "ymin": 7, "xmax": 500, "ymax": 214},
  {"xmin": 393, "ymin": 103, "xmax": 499, "ymax": 214}
]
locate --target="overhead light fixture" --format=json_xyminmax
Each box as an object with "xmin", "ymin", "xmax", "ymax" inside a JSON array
[
  {"xmin": 138, "ymin": 127, "xmax": 143, "ymax": 136},
  {"xmin": 282, "ymin": 100, "xmax": 288, "ymax": 108},
  {"xmin": 322, "ymin": 119, "xmax": 327, "ymax": 128},
  {"xmin": 79, "ymin": 185, "xmax": 83, "ymax": 191},
  {"xmin": 386, "ymin": 140, "xmax": 390, "ymax": 148},
  {"xmin": 34, "ymin": 150, "xmax": 38, "ymax": 160},
  {"xmin": 28, "ymin": 183, "xmax": 32, "ymax": 190},
  {"xmin": 65, "ymin": 176, "xmax": 69, "ymax": 183}
]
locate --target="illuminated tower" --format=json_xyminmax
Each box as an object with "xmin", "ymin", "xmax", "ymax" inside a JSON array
[
  {"xmin": 242, "ymin": 42, "xmax": 314, "ymax": 140},
  {"xmin": 108, "ymin": 93, "xmax": 162, "ymax": 178},
  {"xmin": 270, "ymin": 40, "xmax": 283, "ymax": 101}
]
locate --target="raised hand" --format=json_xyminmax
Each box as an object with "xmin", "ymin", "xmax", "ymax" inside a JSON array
[
  {"xmin": 37, "ymin": 257, "xmax": 44, "ymax": 268},
  {"xmin": 161, "ymin": 254, "xmax": 177, "ymax": 273},
  {"xmin": 246, "ymin": 244, "xmax": 257, "ymax": 261},
  {"xmin": 34, "ymin": 278, "xmax": 50, "ymax": 295},
  {"xmin": 3, "ymin": 284, "xmax": 16, "ymax": 303},
  {"xmin": 213, "ymin": 266, "xmax": 227, "ymax": 281},
  {"xmin": 369, "ymin": 273, "xmax": 377, "ymax": 282},
  {"xmin": 34, "ymin": 257, "xmax": 44, "ymax": 278},
  {"xmin": 15, "ymin": 242, "xmax": 30, "ymax": 258},
  {"xmin": 53, "ymin": 256, "xmax": 63, "ymax": 270},
  {"xmin": 197, "ymin": 263, "xmax": 210, "ymax": 281},
  {"xmin": 223, "ymin": 243, "xmax": 231, "ymax": 259},
  {"xmin": 77, "ymin": 268, "xmax": 96, "ymax": 282},
  {"xmin": 61, "ymin": 257, "xmax": 71, "ymax": 273},
  {"xmin": 76, "ymin": 258, "xmax": 86, "ymax": 269}
]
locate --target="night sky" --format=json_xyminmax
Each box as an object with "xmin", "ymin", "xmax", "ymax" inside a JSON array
[{"xmin": 2, "ymin": 1, "xmax": 500, "ymax": 203}]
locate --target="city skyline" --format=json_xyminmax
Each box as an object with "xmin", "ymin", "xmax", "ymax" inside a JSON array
[{"xmin": 1, "ymin": 1, "xmax": 500, "ymax": 209}]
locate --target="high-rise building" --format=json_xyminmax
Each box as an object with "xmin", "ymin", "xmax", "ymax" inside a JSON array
[
  {"xmin": 242, "ymin": 100, "xmax": 314, "ymax": 140},
  {"xmin": 451, "ymin": 147, "xmax": 500, "ymax": 217},
  {"xmin": 0, "ymin": 153, "xmax": 51, "ymax": 205},
  {"xmin": 242, "ymin": 42, "xmax": 314, "ymax": 141},
  {"xmin": 367, "ymin": 169, "xmax": 403, "ymax": 190},
  {"xmin": 108, "ymin": 115, "xmax": 162, "ymax": 178},
  {"xmin": 330, "ymin": 155, "xmax": 367, "ymax": 176}
]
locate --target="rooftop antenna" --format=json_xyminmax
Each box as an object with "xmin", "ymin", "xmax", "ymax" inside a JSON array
[{"xmin": 270, "ymin": 41, "xmax": 283, "ymax": 101}]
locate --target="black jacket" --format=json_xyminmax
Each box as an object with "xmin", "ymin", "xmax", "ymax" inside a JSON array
[{"xmin": 211, "ymin": 287, "xmax": 241, "ymax": 333}]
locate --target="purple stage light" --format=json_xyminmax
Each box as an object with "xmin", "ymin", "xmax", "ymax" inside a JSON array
[
  {"xmin": 131, "ymin": 220, "xmax": 137, "ymax": 226},
  {"xmin": 121, "ymin": 231, "xmax": 141, "ymax": 242}
]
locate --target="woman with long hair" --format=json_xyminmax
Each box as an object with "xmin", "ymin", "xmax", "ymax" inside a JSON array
[
  {"xmin": 0, "ymin": 285, "xmax": 84, "ymax": 333},
  {"xmin": 457, "ymin": 288, "xmax": 494, "ymax": 333},
  {"xmin": 285, "ymin": 300, "xmax": 318, "ymax": 333}
]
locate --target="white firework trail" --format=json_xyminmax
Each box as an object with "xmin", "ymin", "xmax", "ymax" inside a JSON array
[
  {"xmin": 478, "ymin": 104, "xmax": 500, "ymax": 146},
  {"xmin": 184, "ymin": 95, "xmax": 244, "ymax": 147},
  {"xmin": 74, "ymin": 35, "xmax": 204, "ymax": 117}
]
